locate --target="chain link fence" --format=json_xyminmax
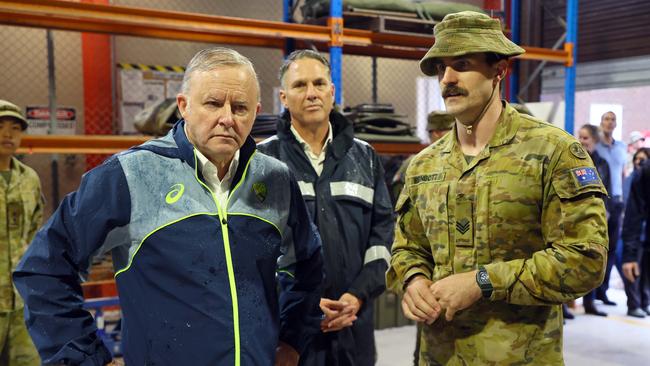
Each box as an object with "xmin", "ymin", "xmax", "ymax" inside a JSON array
[
  {"xmin": 0, "ymin": 26, "xmax": 87, "ymax": 216},
  {"xmin": 0, "ymin": 0, "xmax": 427, "ymax": 215}
]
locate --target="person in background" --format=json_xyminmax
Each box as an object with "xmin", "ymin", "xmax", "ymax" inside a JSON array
[
  {"xmin": 578, "ymin": 124, "xmax": 611, "ymax": 317},
  {"xmin": 0, "ymin": 99, "xmax": 43, "ymax": 366},
  {"xmin": 625, "ymin": 131, "xmax": 646, "ymax": 176},
  {"xmin": 13, "ymin": 48, "xmax": 323, "ymax": 366},
  {"xmin": 387, "ymin": 11, "xmax": 607, "ymax": 365},
  {"xmin": 621, "ymin": 148, "xmax": 650, "ymax": 318},
  {"xmin": 258, "ymin": 49, "xmax": 394, "ymax": 366},
  {"xmin": 392, "ymin": 110, "xmax": 455, "ymax": 202},
  {"xmin": 594, "ymin": 111, "xmax": 627, "ymax": 306}
]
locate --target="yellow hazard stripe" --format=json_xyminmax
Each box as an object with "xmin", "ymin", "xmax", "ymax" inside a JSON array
[{"xmin": 118, "ymin": 63, "xmax": 184, "ymax": 73}]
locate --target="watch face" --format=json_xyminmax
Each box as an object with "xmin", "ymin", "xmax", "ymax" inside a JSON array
[{"xmin": 479, "ymin": 271, "xmax": 489, "ymax": 283}]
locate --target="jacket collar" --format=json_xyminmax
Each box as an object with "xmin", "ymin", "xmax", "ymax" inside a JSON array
[
  {"xmin": 171, "ymin": 119, "xmax": 257, "ymax": 185},
  {"xmin": 277, "ymin": 109, "xmax": 354, "ymax": 160}
]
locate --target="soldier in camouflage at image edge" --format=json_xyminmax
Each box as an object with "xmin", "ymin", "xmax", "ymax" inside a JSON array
[
  {"xmin": 386, "ymin": 11, "xmax": 608, "ymax": 365},
  {"xmin": 0, "ymin": 99, "xmax": 43, "ymax": 365}
]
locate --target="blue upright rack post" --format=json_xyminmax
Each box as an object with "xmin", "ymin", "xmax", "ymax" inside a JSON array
[
  {"xmin": 564, "ymin": 0, "xmax": 578, "ymax": 134},
  {"xmin": 508, "ymin": 0, "xmax": 520, "ymax": 102},
  {"xmin": 330, "ymin": 0, "xmax": 343, "ymax": 105},
  {"xmin": 283, "ymin": 0, "xmax": 295, "ymax": 55}
]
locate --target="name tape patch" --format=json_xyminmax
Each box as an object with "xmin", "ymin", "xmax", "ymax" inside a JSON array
[{"xmin": 410, "ymin": 172, "xmax": 445, "ymax": 185}]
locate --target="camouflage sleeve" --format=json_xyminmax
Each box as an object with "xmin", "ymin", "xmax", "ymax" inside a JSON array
[
  {"xmin": 485, "ymin": 142, "xmax": 608, "ymax": 305},
  {"xmin": 26, "ymin": 174, "xmax": 45, "ymax": 244},
  {"xmin": 385, "ymin": 184, "xmax": 434, "ymax": 294}
]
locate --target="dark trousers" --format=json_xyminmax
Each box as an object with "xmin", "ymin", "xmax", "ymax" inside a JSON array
[
  {"xmin": 597, "ymin": 199, "xmax": 624, "ymax": 299},
  {"xmin": 624, "ymin": 249, "xmax": 650, "ymax": 310}
]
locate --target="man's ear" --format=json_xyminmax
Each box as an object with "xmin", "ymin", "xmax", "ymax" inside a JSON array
[
  {"xmin": 495, "ymin": 60, "xmax": 509, "ymax": 81},
  {"xmin": 256, "ymin": 103, "xmax": 262, "ymax": 115},
  {"xmin": 177, "ymin": 94, "xmax": 188, "ymax": 117},
  {"xmin": 279, "ymin": 89, "xmax": 287, "ymax": 108}
]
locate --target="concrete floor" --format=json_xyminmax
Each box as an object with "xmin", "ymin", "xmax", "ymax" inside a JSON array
[{"xmin": 376, "ymin": 288, "xmax": 650, "ymax": 365}]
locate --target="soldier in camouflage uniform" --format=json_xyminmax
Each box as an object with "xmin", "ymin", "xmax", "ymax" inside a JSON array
[
  {"xmin": 392, "ymin": 111, "xmax": 454, "ymax": 202},
  {"xmin": 386, "ymin": 11, "xmax": 608, "ymax": 365},
  {"xmin": 0, "ymin": 100, "xmax": 42, "ymax": 365}
]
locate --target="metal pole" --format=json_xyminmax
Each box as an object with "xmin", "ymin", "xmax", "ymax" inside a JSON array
[
  {"xmin": 283, "ymin": 0, "xmax": 295, "ymax": 55},
  {"xmin": 330, "ymin": 0, "xmax": 343, "ymax": 105},
  {"xmin": 565, "ymin": 0, "xmax": 578, "ymax": 134},
  {"xmin": 508, "ymin": 0, "xmax": 520, "ymax": 102},
  {"xmin": 46, "ymin": 30, "xmax": 59, "ymax": 206},
  {"xmin": 371, "ymin": 57, "xmax": 377, "ymax": 104}
]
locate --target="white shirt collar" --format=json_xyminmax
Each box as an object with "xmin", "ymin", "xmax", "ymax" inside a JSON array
[
  {"xmin": 289, "ymin": 122, "xmax": 333, "ymax": 176},
  {"xmin": 290, "ymin": 122, "xmax": 333, "ymax": 155}
]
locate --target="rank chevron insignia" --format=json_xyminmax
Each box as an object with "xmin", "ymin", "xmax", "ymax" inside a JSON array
[{"xmin": 456, "ymin": 218, "xmax": 470, "ymax": 235}]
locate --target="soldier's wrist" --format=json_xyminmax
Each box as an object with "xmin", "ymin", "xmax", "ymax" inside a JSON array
[{"xmin": 404, "ymin": 274, "xmax": 427, "ymax": 290}]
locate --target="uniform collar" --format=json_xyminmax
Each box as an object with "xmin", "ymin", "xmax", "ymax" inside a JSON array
[{"xmin": 441, "ymin": 101, "xmax": 520, "ymax": 154}]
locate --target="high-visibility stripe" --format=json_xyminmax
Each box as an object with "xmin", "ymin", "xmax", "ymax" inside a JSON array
[
  {"xmin": 154, "ymin": 65, "xmax": 168, "ymax": 72},
  {"xmin": 137, "ymin": 63, "xmax": 151, "ymax": 71},
  {"xmin": 363, "ymin": 245, "xmax": 391, "ymax": 265},
  {"xmin": 192, "ymin": 149, "xmax": 257, "ymax": 366},
  {"xmin": 297, "ymin": 181, "xmax": 315, "ymax": 197},
  {"xmin": 330, "ymin": 181, "xmax": 374, "ymax": 205},
  {"xmin": 114, "ymin": 212, "xmax": 215, "ymax": 277}
]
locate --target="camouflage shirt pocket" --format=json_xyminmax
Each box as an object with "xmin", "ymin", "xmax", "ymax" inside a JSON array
[{"xmin": 412, "ymin": 182, "xmax": 451, "ymax": 272}]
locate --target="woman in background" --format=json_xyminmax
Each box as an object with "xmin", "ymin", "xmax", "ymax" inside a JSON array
[{"xmin": 578, "ymin": 124, "xmax": 611, "ymax": 317}]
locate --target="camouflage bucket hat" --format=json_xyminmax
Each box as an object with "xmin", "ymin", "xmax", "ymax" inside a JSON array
[
  {"xmin": 0, "ymin": 99, "xmax": 28, "ymax": 130},
  {"xmin": 420, "ymin": 11, "xmax": 525, "ymax": 76},
  {"xmin": 427, "ymin": 111, "xmax": 455, "ymax": 131}
]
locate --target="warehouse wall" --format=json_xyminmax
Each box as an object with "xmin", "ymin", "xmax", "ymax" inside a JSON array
[{"xmin": 541, "ymin": 55, "xmax": 650, "ymax": 136}]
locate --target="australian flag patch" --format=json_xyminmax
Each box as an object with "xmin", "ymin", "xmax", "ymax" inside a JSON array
[{"xmin": 571, "ymin": 167, "xmax": 601, "ymax": 187}]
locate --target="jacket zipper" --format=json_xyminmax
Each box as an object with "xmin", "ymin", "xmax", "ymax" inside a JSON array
[{"xmin": 193, "ymin": 150, "xmax": 241, "ymax": 366}]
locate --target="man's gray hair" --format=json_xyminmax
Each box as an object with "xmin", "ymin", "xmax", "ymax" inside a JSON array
[
  {"xmin": 181, "ymin": 47, "xmax": 260, "ymax": 101},
  {"xmin": 278, "ymin": 49, "xmax": 331, "ymax": 88}
]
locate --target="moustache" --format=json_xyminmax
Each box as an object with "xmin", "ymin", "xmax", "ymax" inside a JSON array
[{"xmin": 442, "ymin": 86, "xmax": 469, "ymax": 98}]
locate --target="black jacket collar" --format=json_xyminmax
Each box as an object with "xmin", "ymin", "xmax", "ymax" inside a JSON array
[{"xmin": 277, "ymin": 110, "xmax": 354, "ymax": 160}]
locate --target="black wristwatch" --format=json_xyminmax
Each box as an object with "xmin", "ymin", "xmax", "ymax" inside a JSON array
[{"xmin": 476, "ymin": 266, "xmax": 493, "ymax": 299}]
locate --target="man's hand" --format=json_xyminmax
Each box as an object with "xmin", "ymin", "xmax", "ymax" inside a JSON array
[
  {"xmin": 429, "ymin": 270, "xmax": 482, "ymax": 321},
  {"xmin": 319, "ymin": 297, "xmax": 357, "ymax": 332},
  {"xmin": 275, "ymin": 341, "xmax": 299, "ymax": 366},
  {"xmin": 401, "ymin": 275, "xmax": 441, "ymax": 324},
  {"xmin": 105, "ymin": 360, "xmax": 124, "ymax": 366},
  {"xmin": 623, "ymin": 261, "xmax": 640, "ymax": 282},
  {"xmin": 339, "ymin": 292, "xmax": 363, "ymax": 315}
]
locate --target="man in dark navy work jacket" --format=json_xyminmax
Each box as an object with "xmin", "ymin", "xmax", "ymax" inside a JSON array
[
  {"xmin": 13, "ymin": 47, "xmax": 324, "ymax": 366},
  {"xmin": 258, "ymin": 50, "xmax": 394, "ymax": 366}
]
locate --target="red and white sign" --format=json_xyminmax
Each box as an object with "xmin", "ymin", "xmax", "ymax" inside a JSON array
[{"xmin": 25, "ymin": 106, "xmax": 77, "ymax": 135}]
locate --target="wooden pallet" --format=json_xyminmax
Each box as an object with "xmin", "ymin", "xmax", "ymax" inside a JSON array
[{"xmin": 305, "ymin": 8, "xmax": 435, "ymax": 37}]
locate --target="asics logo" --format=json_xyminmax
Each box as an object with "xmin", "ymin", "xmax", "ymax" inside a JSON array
[{"xmin": 166, "ymin": 183, "xmax": 185, "ymax": 204}]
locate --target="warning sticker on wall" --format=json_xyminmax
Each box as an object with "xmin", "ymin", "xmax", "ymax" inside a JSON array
[
  {"xmin": 25, "ymin": 106, "xmax": 77, "ymax": 135},
  {"xmin": 117, "ymin": 63, "xmax": 184, "ymax": 134}
]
